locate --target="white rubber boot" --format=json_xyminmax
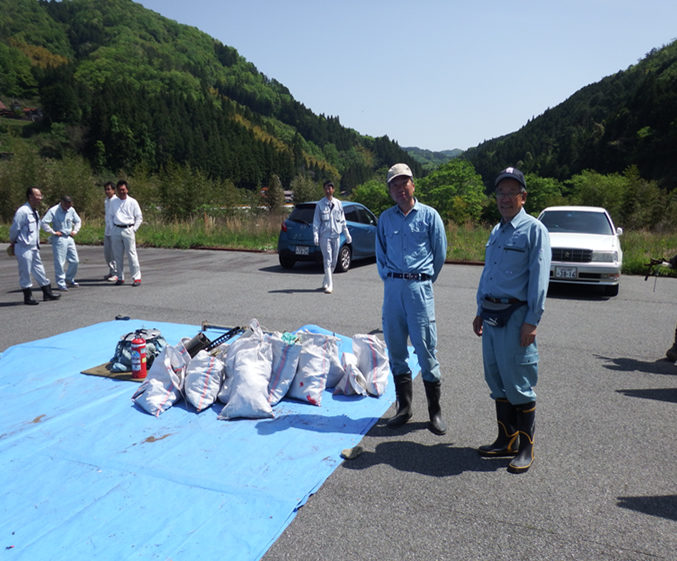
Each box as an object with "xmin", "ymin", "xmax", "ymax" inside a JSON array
[{"xmin": 324, "ymin": 268, "xmax": 333, "ymax": 293}]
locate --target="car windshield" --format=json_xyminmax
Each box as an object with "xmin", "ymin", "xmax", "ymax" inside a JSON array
[{"xmin": 540, "ymin": 210, "xmax": 614, "ymax": 235}]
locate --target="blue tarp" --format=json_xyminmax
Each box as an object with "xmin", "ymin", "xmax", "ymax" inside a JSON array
[{"xmin": 0, "ymin": 320, "xmax": 417, "ymax": 561}]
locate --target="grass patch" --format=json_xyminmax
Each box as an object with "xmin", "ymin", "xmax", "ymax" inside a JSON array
[{"xmin": 1, "ymin": 214, "xmax": 676, "ymax": 277}]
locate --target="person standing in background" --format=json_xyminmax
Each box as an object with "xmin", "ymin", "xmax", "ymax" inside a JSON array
[
  {"xmin": 312, "ymin": 180, "xmax": 351, "ymax": 294},
  {"xmin": 109, "ymin": 180, "xmax": 143, "ymax": 286},
  {"xmin": 103, "ymin": 181, "xmax": 118, "ymax": 281},
  {"xmin": 41, "ymin": 195, "xmax": 82, "ymax": 291},
  {"xmin": 9, "ymin": 187, "xmax": 61, "ymax": 305}
]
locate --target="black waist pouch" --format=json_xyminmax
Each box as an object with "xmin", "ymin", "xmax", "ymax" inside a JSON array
[{"xmin": 480, "ymin": 300, "xmax": 527, "ymax": 328}]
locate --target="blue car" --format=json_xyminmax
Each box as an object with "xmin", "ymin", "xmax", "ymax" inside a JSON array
[{"xmin": 277, "ymin": 201, "xmax": 378, "ymax": 272}]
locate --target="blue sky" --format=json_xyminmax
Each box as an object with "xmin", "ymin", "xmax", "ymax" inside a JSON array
[{"xmin": 136, "ymin": 0, "xmax": 677, "ymax": 152}]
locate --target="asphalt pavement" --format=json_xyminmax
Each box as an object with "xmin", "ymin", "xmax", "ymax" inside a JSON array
[{"xmin": 1, "ymin": 243, "xmax": 676, "ymax": 560}]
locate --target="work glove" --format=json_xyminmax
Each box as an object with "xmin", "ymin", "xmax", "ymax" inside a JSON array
[
  {"xmin": 313, "ymin": 235, "xmax": 319, "ymax": 246},
  {"xmin": 345, "ymin": 233, "xmax": 352, "ymax": 244}
]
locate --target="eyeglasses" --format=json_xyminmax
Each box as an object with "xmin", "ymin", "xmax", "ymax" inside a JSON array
[{"xmin": 495, "ymin": 191, "xmax": 524, "ymax": 199}]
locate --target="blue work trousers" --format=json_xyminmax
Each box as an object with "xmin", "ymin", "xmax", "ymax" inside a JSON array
[
  {"xmin": 51, "ymin": 235, "xmax": 79, "ymax": 288},
  {"xmin": 382, "ymin": 278, "xmax": 440, "ymax": 383},
  {"xmin": 481, "ymin": 304, "xmax": 538, "ymax": 405}
]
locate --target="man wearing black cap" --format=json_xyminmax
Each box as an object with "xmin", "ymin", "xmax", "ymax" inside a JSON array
[
  {"xmin": 472, "ymin": 167, "xmax": 551, "ymax": 473},
  {"xmin": 377, "ymin": 163, "xmax": 448, "ymax": 435}
]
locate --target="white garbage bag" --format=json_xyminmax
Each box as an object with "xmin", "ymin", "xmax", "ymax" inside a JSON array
[
  {"xmin": 266, "ymin": 332, "xmax": 302, "ymax": 406},
  {"xmin": 352, "ymin": 334, "xmax": 389, "ymax": 397},
  {"xmin": 183, "ymin": 350, "xmax": 225, "ymax": 412},
  {"xmin": 333, "ymin": 351, "xmax": 369, "ymax": 396},
  {"xmin": 288, "ymin": 331, "xmax": 341, "ymax": 406},
  {"xmin": 132, "ymin": 343, "xmax": 190, "ymax": 417},
  {"xmin": 219, "ymin": 319, "xmax": 274, "ymax": 420}
]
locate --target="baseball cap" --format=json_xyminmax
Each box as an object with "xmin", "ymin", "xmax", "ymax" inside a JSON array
[
  {"xmin": 387, "ymin": 163, "xmax": 413, "ymax": 184},
  {"xmin": 495, "ymin": 167, "xmax": 526, "ymax": 190}
]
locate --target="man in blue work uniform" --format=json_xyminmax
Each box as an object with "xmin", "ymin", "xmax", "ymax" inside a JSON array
[
  {"xmin": 377, "ymin": 163, "xmax": 448, "ymax": 435},
  {"xmin": 472, "ymin": 167, "xmax": 550, "ymax": 474},
  {"xmin": 41, "ymin": 195, "xmax": 82, "ymax": 291},
  {"xmin": 9, "ymin": 187, "xmax": 61, "ymax": 305}
]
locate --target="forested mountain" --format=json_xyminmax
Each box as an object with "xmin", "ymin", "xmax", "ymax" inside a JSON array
[
  {"xmin": 464, "ymin": 40, "xmax": 677, "ymax": 189},
  {"xmin": 404, "ymin": 147, "xmax": 462, "ymax": 172},
  {"xmin": 0, "ymin": 0, "xmax": 421, "ymax": 192}
]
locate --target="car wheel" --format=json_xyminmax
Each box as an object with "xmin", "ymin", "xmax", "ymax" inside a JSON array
[
  {"xmin": 279, "ymin": 255, "xmax": 296, "ymax": 269},
  {"xmin": 335, "ymin": 245, "xmax": 352, "ymax": 273},
  {"xmin": 605, "ymin": 284, "xmax": 619, "ymax": 297}
]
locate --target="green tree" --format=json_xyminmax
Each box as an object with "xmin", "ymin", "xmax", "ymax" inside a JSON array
[
  {"xmin": 567, "ymin": 170, "xmax": 627, "ymax": 221},
  {"xmin": 266, "ymin": 174, "xmax": 285, "ymax": 211},
  {"xmin": 416, "ymin": 159, "xmax": 487, "ymax": 223},
  {"xmin": 290, "ymin": 172, "xmax": 322, "ymax": 203},
  {"xmin": 352, "ymin": 179, "xmax": 393, "ymax": 217},
  {"xmin": 523, "ymin": 174, "xmax": 565, "ymax": 216}
]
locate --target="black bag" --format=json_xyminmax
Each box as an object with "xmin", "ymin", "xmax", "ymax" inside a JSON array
[
  {"xmin": 480, "ymin": 300, "xmax": 526, "ymax": 328},
  {"xmin": 110, "ymin": 328, "xmax": 166, "ymax": 372}
]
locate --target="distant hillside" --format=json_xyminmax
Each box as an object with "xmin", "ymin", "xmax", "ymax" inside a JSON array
[
  {"xmin": 0, "ymin": 0, "xmax": 421, "ymax": 191},
  {"xmin": 464, "ymin": 40, "xmax": 677, "ymax": 189},
  {"xmin": 403, "ymin": 147, "xmax": 462, "ymax": 172}
]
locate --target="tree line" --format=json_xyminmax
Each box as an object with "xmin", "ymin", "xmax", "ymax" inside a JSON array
[
  {"xmin": 0, "ymin": 0, "xmax": 421, "ymax": 199},
  {"xmin": 464, "ymin": 40, "xmax": 677, "ymax": 191}
]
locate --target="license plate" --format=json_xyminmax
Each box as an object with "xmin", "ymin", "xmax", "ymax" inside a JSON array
[
  {"xmin": 555, "ymin": 266, "xmax": 577, "ymax": 279},
  {"xmin": 295, "ymin": 246, "xmax": 309, "ymax": 256}
]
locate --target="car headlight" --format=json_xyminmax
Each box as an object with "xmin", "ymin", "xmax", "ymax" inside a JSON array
[{"xmin": 591, "ymin": 251, "xmax": 618, "ymax": 263}]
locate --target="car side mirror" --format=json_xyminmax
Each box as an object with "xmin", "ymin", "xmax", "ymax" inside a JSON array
[{"xmin": 616, "ymin": 227, "xmax": 623, "ymax": 235}]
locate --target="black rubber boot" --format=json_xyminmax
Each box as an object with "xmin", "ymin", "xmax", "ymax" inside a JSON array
[
  {"xmin": 666, "ymin": 327, "xmax": 677, "ymax": 361},
  {"xmin": 387, "ymin": 373, "xmax": 413, "ymax": 428},
  {"xmin": 479, "ymin": 398, "xmax": 519, "ymax": 457},
  {"xmin": 508, "ymin": 402, "xmax": 536, "ymax": 474},
  {"xmin": 23, "ymin": 288, "xmax": 39, "ymax": 306},
  {"xmin": 40, "ymin": 284, "xmax": 61, "ymax": 301},
  {"xmin": 423, "ymin": 380, "xmax": 447, "ymax": 435}
]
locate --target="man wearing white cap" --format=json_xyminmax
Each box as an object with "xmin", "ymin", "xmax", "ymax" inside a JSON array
[
  {"xmin": 376, "ymin": 163, "xmax": 448, "ymax": 435},
  {"xmin": 472, "ymin": 167, "xmax": 550, "ymax": 474}
]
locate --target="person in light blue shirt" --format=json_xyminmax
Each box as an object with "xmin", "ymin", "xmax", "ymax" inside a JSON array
[
  {"xmin": 312, "ymin": 180, "xmax": 351, "ymax": 294},
  {"xmin": 41, "ymin": 195, "xmax": 82, "ymax": 291},
  {"xmin": 9, "ymin": 187, "xmax": 61, "ymax": 305},
  {"xmin": 376, "ymin": 163, "xmax": 448, "ymax": 435},
  {"xmin": 472, "ymin": 167, "xmax": 551, "ymax": 474}
]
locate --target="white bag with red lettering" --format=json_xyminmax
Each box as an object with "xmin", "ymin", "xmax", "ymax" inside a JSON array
[
  {"xmin": 184, "ymin": 350, "xmax": 225, "ymax": 412},
  {"xmin": 288, "ymin": 331, "xmax": 342, "ymax": 406}
]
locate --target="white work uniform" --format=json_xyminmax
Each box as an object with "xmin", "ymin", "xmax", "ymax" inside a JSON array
[
  {"xmin": 41, "ymin": 203, "xmax": 82, "ymax": 289},
  {"xmin": 312, "ymin": 197, "xmax": 350, "ymax": 272},
  {"xmin": 9, "ymin": 202, "xmax": 50, "ymax": 289},
  {"xmin": 104, "ymin": 194, "xmax": 118, "ymax": 276},
  {"xmin": 109, "ymin": 195, "xmax": 143, "ymax": 281}
]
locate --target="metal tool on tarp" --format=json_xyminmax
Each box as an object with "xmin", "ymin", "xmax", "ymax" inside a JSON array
[
  {"xmin": 204, "ymin": 326, "xmax": 244, "ymax": 351},
  {"xmin": 183, "ymin": 325, "xmax": 244, "ymax": 357}
]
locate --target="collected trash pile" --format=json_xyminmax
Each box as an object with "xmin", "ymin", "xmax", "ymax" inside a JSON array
[{"xmin": 129, "ymin": 320, "xmax": 390, "ymax": 419}]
